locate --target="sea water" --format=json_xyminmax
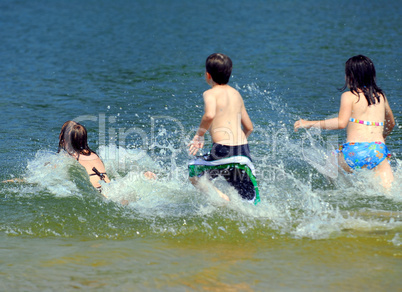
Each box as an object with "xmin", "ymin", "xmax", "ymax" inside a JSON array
[{"xmin": 0, "ymin": 0, "xmax": 401, "ymax": 290}]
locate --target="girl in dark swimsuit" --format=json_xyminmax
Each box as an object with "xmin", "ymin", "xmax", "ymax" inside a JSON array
[
  {"xmin": 58, "ymin": 121, "xmax": 111, "ymax": 193},
  {"xmin": 58, "ymin": 121, "xmax": 156, "ymax": 196}
]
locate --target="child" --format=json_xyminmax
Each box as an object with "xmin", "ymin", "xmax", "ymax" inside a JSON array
[
  {"xmin": 2, "ymin": 121, "xmax": 110, "ymax": 188},
  {"xmin": 4, "ymin": 121, "xmax": 156, "ymax": 196},
  {"xmin": 188, "ymin": 53, "xmax": 259, "ymax": 203},
  {"xmin": 58, "ymin": 120, "xmax": 111, "ymax": 192},
  {"xmin": 294, "ymin": 55, "xmax": 395, "ymax": 188},
  {"xmin": 59, "ymin": 121, "xmax": 157, "ymax": 194}
]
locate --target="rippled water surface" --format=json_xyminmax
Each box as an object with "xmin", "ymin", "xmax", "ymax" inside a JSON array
[{"xmin": 0, "ymin": 0, "xmax": 401, "ymax": 290}]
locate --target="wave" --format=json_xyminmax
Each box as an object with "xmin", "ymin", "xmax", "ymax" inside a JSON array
[{"xmin": 0, "ymin": 84, "xmax": 401, "ymax": 241}]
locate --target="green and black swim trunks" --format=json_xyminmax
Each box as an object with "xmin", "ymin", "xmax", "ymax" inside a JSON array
[{"xmin": 188, "ymin": 143, "xmax": 260, "ymax": 204}]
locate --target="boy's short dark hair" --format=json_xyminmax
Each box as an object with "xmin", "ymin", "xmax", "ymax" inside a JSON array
[{"xmin": 205, "ymin": 53, "xmax": 232, "ymax": 85}]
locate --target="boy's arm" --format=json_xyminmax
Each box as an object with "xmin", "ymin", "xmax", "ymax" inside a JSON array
[
  {"xmin": 196, "ymin": 92, "xmax": 216, "ymax": 136},
  {"xmin": 189, "ymin": 92, "xmax": 216, "ymax": 155},
  {"xmin": 241, "ymin": 101, "xmax": 253, "ymax": 138},
  {"xmin": 383, "ymin": 97, "xmax": 395, "ymax": 139}
]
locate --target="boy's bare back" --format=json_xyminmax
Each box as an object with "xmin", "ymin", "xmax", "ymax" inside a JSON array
[
  {"xmin": 188, "ymin": 53, "xmax": 259, "ymax": 203},
  {"xmin": 203, "ymin": 84, "xmax": 252, "ymax": 146},
  {"xmin": 189, "ymin": 53, "xmax": 253, "ymax": 156}
]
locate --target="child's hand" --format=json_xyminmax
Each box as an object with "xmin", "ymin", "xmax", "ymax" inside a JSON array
[
  {"xmin": 189, "ymin": 135, "xmax": 204, "ymax": 156},
  {"xmin": 294, "ymin": 119, "xmax": 307, "ymax": 132},
  {"xmin": 143, "ymin": 171, "xmax": 157, "ymax": 179}
]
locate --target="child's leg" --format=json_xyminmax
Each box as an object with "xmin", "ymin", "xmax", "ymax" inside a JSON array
[
  {"xmin": 189, "ymin": 176, "xmax": 230, "ymax": 201},
  {"xmin": 337, "ymin": 152, "xmax": 353, "ymax": 173},
  {"xmin": 373, "ymin": 159, "xmax": 394, "ymax": 189},
  {"xmin": 213, "ymin": 187, "xmax": 230, "ymax": 201}
]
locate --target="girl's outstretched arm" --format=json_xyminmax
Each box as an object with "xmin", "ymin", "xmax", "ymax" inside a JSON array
[{"xmin": 294, "ymin": 92, "xmax": 354, "ymax": 131}]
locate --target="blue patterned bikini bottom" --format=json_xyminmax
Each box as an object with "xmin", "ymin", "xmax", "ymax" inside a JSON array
[{"xmin": 336, "ymin": 142, "xmax": 391, "ymax": 170}]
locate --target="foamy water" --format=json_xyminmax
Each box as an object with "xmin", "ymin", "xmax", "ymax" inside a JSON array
[
  {"xmin": 1, "ymin": 0, "xmax": 401, "ymax": 290},
  {"xmin": 8, "ymin": 117, "xmax": 400, "ymax": 243}
]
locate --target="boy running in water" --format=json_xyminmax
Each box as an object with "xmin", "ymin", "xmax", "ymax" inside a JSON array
[{"xmin": 188, "ymin": 53, "xmax": 259, "ymax": 203}]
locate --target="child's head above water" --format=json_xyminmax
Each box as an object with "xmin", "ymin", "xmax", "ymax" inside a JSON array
[
  {"xmin": 345, "ymin": 55, "xmax": 377, "ymax": 88},
  {"xmin": 58, "ymin": 120, "xmax": 93, "ymax": 156},
  {"xmin": 343, "ymin": 55, "xmax": 384, "ymax": 105},
  {"xmin": 205, "ymin": 53, "xmax": 232, "ymax": 85}
]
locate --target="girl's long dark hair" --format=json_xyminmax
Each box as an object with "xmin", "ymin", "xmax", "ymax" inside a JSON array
[
  {"xmin": 58, "ymin": 121, "xmax": 95, "ymax": 158},
  {"xmin": 340, "ymin": 55, "xmax": 385, "ymax": 105}
]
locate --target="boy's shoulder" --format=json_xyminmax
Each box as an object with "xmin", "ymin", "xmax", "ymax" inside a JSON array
[
  {"xmin": 203, "ymin": 85, "xmax": 240, "ymax": 97},
  {"xmin": 202, "ymin": 87, "xmax": 217, "ymax": 100},
  {"xmin": 203, "ymin": 87, "xmax": 214, "ymax": 95}
]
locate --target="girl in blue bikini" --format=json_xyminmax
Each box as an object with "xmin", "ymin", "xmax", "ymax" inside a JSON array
[{"xmin": 294, "ymin": 55, "xmax": 396, "ymax": 188}]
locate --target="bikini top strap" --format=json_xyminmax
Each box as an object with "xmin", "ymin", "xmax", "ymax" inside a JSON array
[
  {"xmin": 349, "ymin": 117, "xmax": 384, "ymax": 126},
  {"xmin": 89, "ymin": 172, "xmax": 107, "ymax": 176},
  {"xmin": 91, "ymin": 167, "xmax": 107, "ymax": 181}
]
